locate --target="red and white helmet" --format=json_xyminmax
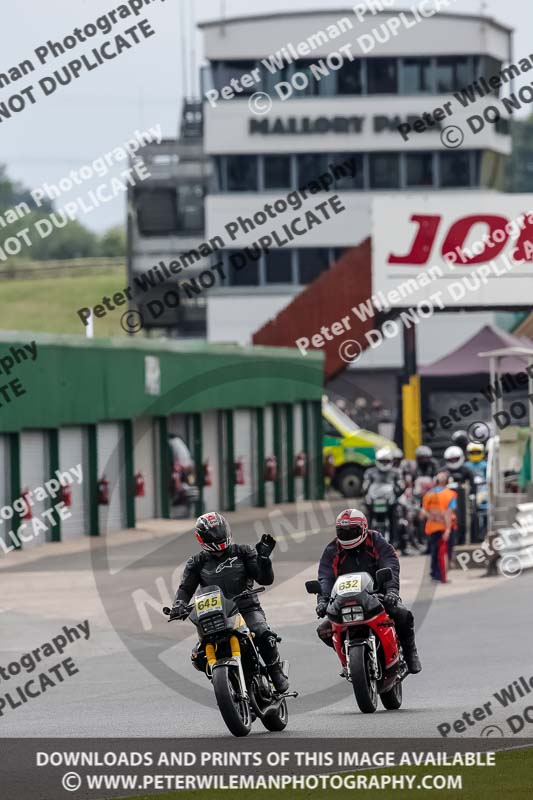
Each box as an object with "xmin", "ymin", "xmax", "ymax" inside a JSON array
[
  {"xmin": 335, "ymin": 508, "xmax": 368, "ymax": 549},
  {"xmin": 195, "ymin": 511, "xmax": 232, "ymax": 552}
]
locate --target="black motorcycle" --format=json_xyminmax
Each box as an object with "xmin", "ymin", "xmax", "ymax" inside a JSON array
[
  {"xmin": 365, "ymin": 482, "xmax": 406, "ymax": 551},
  {"xmin": 163, "ymin": 585, "xmax": 297, "ymax": 737}
]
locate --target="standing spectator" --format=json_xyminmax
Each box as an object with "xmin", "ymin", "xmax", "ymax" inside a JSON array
[
  {"xmin": 421, "ymin": 472, "xmax": 457, "ymax": 583},
  {"xmin": 353, "ymin": 397, "xmax": 373, "ymax": 430}
]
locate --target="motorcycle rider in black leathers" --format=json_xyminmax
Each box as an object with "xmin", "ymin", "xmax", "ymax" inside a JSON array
[
  {"xmin": 442, "ymin": 445, "xmax": 474, "ymax": 546},
  {"xmin": 363, "ymin": 447, "xmax": 406, "ymax": 553},
  {"xmin": 170, "ymin": 511, "xmax": 289, "ymax": 693},
  {"xmin": 401, "ymin": 446, "xmax": 439, "ymax": 548},
  {"xmin": 315, "ymin": 508, "xmax": 422, "ymax": 674},
  {"xmin": 409, "ymin": 445, "xmax": 439, "ymax": 480}
]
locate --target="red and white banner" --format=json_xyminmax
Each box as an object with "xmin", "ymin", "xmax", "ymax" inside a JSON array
[{"xmin": 372, "ymin": 194, "xmax": 533, "ymax": 307}]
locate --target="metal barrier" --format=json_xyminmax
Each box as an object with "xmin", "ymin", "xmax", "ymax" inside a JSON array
[
  {"xmin": 0, "ymin": 258, "xmax": 124, "ymax": 280},
  {"xmin": 492, "ymin": 501, "xmax": 533, "ymax": 575}
]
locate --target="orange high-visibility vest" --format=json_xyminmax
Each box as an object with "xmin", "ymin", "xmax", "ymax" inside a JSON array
[{"xmin": 422, "ymin": 487, "xmax": 457, "ymax": 535}]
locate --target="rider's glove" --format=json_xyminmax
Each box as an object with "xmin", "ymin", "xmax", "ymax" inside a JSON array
[
  {"xmin": 256, "ymin": 533, "xmax": 276, "ymax": 559},
  {"xmin": 383, "ymin": 590, "xmax": 400, "ymax": 609},
  {"xmin": 169, "ymin": 600, "xmax": 189, "ymax": 621},
  {"xmin": 316, "ymin": 596, "xmax": 329, "ymax": 618}
]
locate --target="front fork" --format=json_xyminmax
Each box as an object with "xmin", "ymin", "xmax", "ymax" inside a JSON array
[
  {"xmin": 345, "ymin": 631, "xmax": 380, "ymax": 681},
  {"xmin": 230, "ymin": 636, "xmax": 249, "ymax": 700},
  {"xmin": 207, "ymin": 637, "xmax": 249, "ymax": 699}
]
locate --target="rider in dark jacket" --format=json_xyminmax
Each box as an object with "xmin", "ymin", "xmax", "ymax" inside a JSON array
[
  {"xmin": 170, "ymin": 511, "xmax": 289, "ymax": 692},
  {"xmin": 315, "ymin": 508, "xmax": 422, "ymax": 674},
  {"xmin": 363, "ymin": 448, "xmax": 406, "ymax": 554}
]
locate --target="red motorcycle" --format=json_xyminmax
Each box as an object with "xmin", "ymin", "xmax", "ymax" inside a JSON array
[{"xmin": 306, "ymin": 568, "xmax": 408, "ymax": 713}]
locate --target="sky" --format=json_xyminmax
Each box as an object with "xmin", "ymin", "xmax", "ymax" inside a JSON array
[{"xmin": 0, "ymin": 0, "xmax": 529, "ymax": 233}]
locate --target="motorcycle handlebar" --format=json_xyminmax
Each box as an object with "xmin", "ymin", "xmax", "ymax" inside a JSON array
[
  {"xmin": 232, "ymin": 586, "xmax": 266, "ymax": 603},
  {"xmin": 162, "ymin": 604, "xmax": 192, "ymax": 621},
  {"xmin": 162, "ymin": 586, "xmax": 266, "ymax": 619}
]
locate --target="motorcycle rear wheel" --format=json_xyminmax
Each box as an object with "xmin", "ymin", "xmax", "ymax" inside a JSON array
[
  {"xmin": 212, "ymin": 666, "xmax": 252, "ymax": 737},
  {"xmin": 349, "ymin": 646, "xmax": 378, "ymax": 713},
  {"xmin": 380, "ymin": 680, "xmax": 403, "ymax": 710}
]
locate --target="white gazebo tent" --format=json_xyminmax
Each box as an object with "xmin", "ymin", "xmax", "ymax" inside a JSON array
[{"xmin": 478, "ymin": 344, "xmax": 533, "ymax": 539}]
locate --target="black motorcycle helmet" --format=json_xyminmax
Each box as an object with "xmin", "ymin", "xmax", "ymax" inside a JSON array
[
  {"xmin": 195, "ymin": 512, "xmax": 232, "ymax": 553},
  {"xmin": 451, "ymin": 430, "xmax": 469, "ymax": 453},
  {"xmin": 415, "ymin": 445, "xmax": 433, "ymax": 466}
]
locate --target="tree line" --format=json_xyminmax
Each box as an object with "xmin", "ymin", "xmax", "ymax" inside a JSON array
[{"xmin": 0, "ymin": 164, "xmax": 125, "ymax": 260}]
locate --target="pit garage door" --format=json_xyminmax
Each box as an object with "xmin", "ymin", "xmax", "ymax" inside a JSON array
[
  {"xmin": 263, "ymin": 406, "xmax": 274, "ymax": 507},
  {"xmin": 234, "ymin": 410, "xmax": 256, "ymax": 509},
  {"xmin": 278, "ymin": 406, "xmax": 289, "ymax": 503},
  {"xmin": 0, "ymin": 435, "xmax": 10, "ymax": 551},
  {"xmin": 133, "ymin": 417, "xmax": 157, "ymax": 521},
  {"xmin": 202, "ymin": 411, "xmax": 220, "ymax": 511},
  {"xmin": 58, "ymin": 427, "xmax": 89, "ymax": 540},
  {"xmin": 97, "ymin": 422, "xmax": 125, "ymax": 534},
  {"xmin": 294, "ymin": 404, "xmax": 305, "ymax": 501},
  {"xmin": 168, "ymin": 413, "xmax": 188, "ymax": 441},
  {"xmin": 20, "ymin": 430, "xmax": 49, "ymax": 549}
]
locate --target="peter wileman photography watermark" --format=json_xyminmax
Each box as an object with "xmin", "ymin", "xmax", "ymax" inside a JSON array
[
  {"xmin": 423, "ymin": 364, "xmax": 533, "ymax": 440},
  {"xmin": 0, "ymin": 0, "xmax": 166, "ymax": 124},
  {"xmin": 0, "ymin": 340, "xmax": 38, "ymax": 410},
  {"xmin": 295, "ymin": 210, "xmax": 533, "ymax": 362},
  {"xmin": 397, "ymin": 52, "xmax": 533, "ymax": 145},
  {"xmin": 0, "ymin": 463, "xmax": 83, "ymax": 555},
  {"xmin": 437, "ymin": 670, "xmax": 533, "ymax": 737},
  {"xmin": 0, "ymin": 621, "xmax": 90, "ymax": 717},
  {"xmin": 77, "ymin": 158, "xmax": 356, "ymax": 332},
  {"xmin": 206, "ymin": 0, "xmax": 458, "ymax": 110},
  {"xmin": 0, "ymin": 126, "xmax": 160, "ymax": 261}
]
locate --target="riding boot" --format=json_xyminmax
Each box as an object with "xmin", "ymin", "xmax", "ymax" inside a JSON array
[
  {"xmin": 267, "ymin": 660, "xmax": 289, "ymax": 693},
  {"xmin": 391, "ymin": 604, "xmax": 422, "ymax": 674},
  {"xmin": 257, "ymin": 632, "xmax": 289, "ymax": 693},
  {"xmin": 401, "ymin": 627, "xmax": 422, "ymax": 674}
]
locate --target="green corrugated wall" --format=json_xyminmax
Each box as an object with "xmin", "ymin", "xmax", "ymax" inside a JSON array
[{"xmin": 0, "ymin": 332, "xmax": 324, "ymax": 433}]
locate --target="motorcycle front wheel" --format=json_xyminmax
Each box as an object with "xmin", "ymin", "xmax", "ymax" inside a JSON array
[
  {"xmin": 349, "ymin": 646, "xmax": 378, "ymax": 713},
  {"xmin": 212, "ymin": 665, "xmax": 252, "ymax": 737},
  {"xmin": 380, "ymin": 680, "xmax": 403, "ymax": 710}
]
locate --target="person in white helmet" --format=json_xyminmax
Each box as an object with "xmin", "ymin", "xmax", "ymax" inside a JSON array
[
  {"xmin": 362, "ymin": 447, "xmax": 406, "ymax": 553},
  {"xmin": 362, "ymin": 447, "xmax": 404, "ymax": 494},
  {"xmin": 442, "ymin": 445, "xmax": 474, "ymax": 545}
]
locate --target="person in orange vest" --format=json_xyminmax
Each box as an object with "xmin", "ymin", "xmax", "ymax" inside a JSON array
[{"xmin": 421, "ymin": 472, "xmax": 457, "ymax": 583}]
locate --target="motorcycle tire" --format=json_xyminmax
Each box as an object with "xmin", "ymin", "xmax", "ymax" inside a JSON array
[
  {"xmin": 261, "ymin": 699, "xmax": 288, "ymax": 732},
  {"xmin": 380, "ymin": 681, "xmax": 403, "ymax": 710},
  {"xmin": 349, "ymin": 646, "xmax": 378, "ymax": 713},
  {"xmin": 337, "ymin": 466, "xmax": 365, "ymax": 497},
  {"xmin": 212, "ymin": 665, "xmax": 252, "ymax": 737}
]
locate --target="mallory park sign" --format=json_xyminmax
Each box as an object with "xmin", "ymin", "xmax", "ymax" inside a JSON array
[{"xmin": 249, "ymin": 115, "xmax": 435, "ymax": 135}]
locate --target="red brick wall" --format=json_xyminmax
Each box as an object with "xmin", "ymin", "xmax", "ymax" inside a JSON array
[{"xmin": 253, "ymin": 239, "xmax": 374, "ymax": 379}]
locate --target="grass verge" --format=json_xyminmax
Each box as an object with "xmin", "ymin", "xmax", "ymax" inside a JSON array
[
  {"xmin": 122, "ymin": 746, "xmax": 532, "ymax": 800},
  {"xmin": 0, "ymin": 269, "xmax": 126, "ymax": 337}
]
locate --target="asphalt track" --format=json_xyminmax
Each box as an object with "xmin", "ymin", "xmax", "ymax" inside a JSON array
[{"xmin": 1, "ymin": 501, "xmax": 532, "ymax": 740}]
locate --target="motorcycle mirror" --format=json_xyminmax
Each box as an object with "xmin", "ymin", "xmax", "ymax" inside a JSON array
[
  {"xmin": 375, "ymin": 568, "xmax": 393, "ymax": 590},
  {"xmin": 305, "ymin": 580, "xmax": 322, "ymax": 595}
]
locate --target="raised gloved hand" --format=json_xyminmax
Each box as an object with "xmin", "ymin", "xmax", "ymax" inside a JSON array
[
  {"xmin": 169, "ymin": 600, "xmax": 189, "ymax": 621},
  {"xmin": 316, "ymin": 596, "xmax": 329, "ymax": 618},
  {"xmin": 256, "ymin": 533, "xmax": 276, "ymax": 558},
  {"xmin": 383, "ymin": 590, "xmax": 400, "ymax": 609}
]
